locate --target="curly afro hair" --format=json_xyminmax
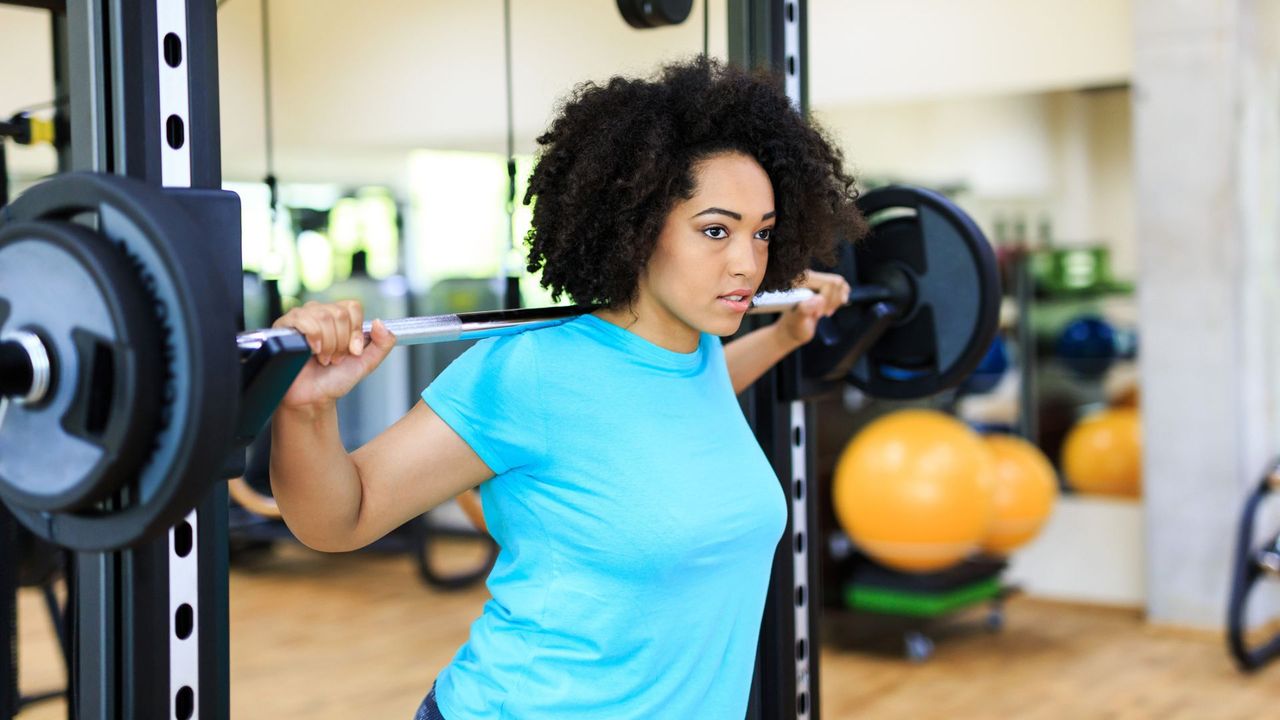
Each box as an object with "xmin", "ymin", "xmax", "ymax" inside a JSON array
[{"xmin": 524, "ymin": 56, "xmax": 866, "ymax": 308}]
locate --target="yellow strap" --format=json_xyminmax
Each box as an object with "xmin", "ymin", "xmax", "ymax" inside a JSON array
[{"xmin": 28, "ymin": 117, "xmax": 55, "ymax": 145}]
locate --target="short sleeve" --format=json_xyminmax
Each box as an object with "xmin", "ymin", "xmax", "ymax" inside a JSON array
[{"xmin": 421, "ymin": 332, "xmax": 546, "ymax": 476}]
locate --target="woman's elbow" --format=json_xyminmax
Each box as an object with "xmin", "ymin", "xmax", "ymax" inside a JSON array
[{"xmin": 280, "ymin": 517, "xmax": 364, "ymax": 554}]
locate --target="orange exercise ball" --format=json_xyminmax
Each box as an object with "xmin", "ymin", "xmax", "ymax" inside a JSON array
[
  {"xmin": 1060, "ymin": 407, "xmax": 1142, "ymax": 498},
  {"xmin": 832, "ymin": 410, "xmax": 995, "ymax": 573},
  {"xmin": 980, "ymin": 434, "xmax": 1058, "ymax": 555}
]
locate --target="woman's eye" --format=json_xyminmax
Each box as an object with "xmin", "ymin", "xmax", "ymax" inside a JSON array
[
  {"xmin": 703, "ymin": 226, "xmax": 729, "ymax": 240},
  {"xmin": 755, "ymin": 228, "xmax": 773, "ymax": 241}
]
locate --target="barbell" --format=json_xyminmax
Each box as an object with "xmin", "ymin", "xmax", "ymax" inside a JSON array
[{"xmin": 0, "ymin": 172, "xmax": 998, "ymax": 551}]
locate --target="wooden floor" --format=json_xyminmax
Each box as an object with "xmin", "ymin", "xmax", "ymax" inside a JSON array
[{"xmin": 13, "ymin": 540, "xmax": 1280, "ymax": 719}]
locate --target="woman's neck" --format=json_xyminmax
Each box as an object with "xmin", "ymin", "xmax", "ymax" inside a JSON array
[{"xmin": 593, "ymin": 298, "xmax": 701, "ymax": 354}]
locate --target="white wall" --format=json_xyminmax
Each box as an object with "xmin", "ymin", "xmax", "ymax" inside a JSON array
[
  {"xmin": 815, "ymin": 87, "xmax": 1136, "ymax": 277},
  {"xmin": 1, "ymin": 0, "xmax": 1133, "ymax": 189},
  {"xmin": 1007, "ymin": 496, "xmax": 1146, "ymax": 607},
  {"xmin": 809, "ymin": 0, "xmax": 1131, "ymax": 105},
  {"xmin": 816, "ymin": 95, "xmax": 1056, "ymax": 198},
  {"xmin": 1133, "ymin": 0, "xmax": 1280, "ymax": 629},
  {"xmin": 214, "ymin": 0, "xmax": 724, "ymax": 188},
  {"xmin": 212, "ymin": 0, "xmax": 1131, "ymax": 187}
]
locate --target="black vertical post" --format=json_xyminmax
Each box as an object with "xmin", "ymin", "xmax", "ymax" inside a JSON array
[
  {"xmin": 55, "ymin": 0, "xmax": 234, "ymax": 717},
  {"xmin": 729, "ymin": 2, "xmax": 819, "ymax": 720},
  {"xmin": 2, "ymin": 507, "xmax": 17, "ymax": 720},
  {"xmin": 51, "ymin": 9, "xmax": 72, "ymax": 173},
  {"xmin": 1014, "ymin": 251, "xmax": 1038, "ymax": 443},
  {"xmin": 64, "ymin": 0, "xmax": 121, "ymax": 714},
  {"xmin": 0, "ymin": 142, "xmax": 9, "ymax": 208},
  {"xmin": 181, "ymin": 0, "xmax": 233, "ymax": 715}
]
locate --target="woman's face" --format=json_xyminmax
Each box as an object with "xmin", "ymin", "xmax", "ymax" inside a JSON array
[{"xmin": 629, "ymin": 151, "xmax": 775, "ymax": 351}]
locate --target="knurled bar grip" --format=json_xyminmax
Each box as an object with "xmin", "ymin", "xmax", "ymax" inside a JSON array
[{"xmin": 235, "ymin": 305, "xmax": 587, "ymax": 352}]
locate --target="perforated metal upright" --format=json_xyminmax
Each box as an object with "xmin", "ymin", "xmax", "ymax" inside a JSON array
[
  {"xmin": 7, "ymin": 1, "xmax": 234, "ymax": 718},
  {"xmin": 727, "ymin": 2, "xmax": 823, "ymax": 719}
]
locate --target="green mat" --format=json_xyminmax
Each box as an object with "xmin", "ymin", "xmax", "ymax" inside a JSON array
[{"xmin": 844, "ymin": 577, "xmax": 1003, "ymax": 618}]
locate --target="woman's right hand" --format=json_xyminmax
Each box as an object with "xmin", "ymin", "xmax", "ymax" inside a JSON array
[{"xmin": 273, "ymin": 300, "xmax": 397, "ymax": 410}]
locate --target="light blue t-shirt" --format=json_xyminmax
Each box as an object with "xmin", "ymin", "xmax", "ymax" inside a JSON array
[{"xmin": 421, "ymin": 314, "xmax": 786, "ymax": 719}]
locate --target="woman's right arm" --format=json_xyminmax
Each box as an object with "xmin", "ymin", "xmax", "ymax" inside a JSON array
[{"xmin": 268, "ymin": 301, "xmax": 493, "ymax": 552}]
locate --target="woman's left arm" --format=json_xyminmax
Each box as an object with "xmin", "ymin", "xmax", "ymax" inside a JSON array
[{"xmin": 725, "ymin": 270, "xmax": 851, "ymax": 393}]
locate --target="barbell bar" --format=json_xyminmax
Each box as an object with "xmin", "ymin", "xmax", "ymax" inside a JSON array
[
  {"xmin": 1, "ymin": 287, "xmax": 890, "ymax": 404},
  {"xmin": 233, "ymin": 285, "xmax": 899, "ymax": 354}
]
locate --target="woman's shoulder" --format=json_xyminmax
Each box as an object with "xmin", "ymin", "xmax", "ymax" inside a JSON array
[
  {"xmin": 486, "ymin": 314, "xmax": 600, "ymax": 353},
  {"xmin": 461, "ymin": 315, "xmax": 592, "ymax": 369}
]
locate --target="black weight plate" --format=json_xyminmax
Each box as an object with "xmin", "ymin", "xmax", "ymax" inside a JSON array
[
  {"xmin": 846, "ymin": 186, "xmax": 1000, "ymax": 399},
  {"xmin": 0, "ymin": 220, "xmax": 164, "ymax": 512},
  {"xmin": 0, "ymin": 172, "xmax": 239, "ymax": 551}
]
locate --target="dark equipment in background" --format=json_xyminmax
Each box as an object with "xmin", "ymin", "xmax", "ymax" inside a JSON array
[
  {"xmin": 824, "ymin": 550, "xmax": 1010, "ymax": 663},
  {"xmin": 1227, "ymin": 459, "xmax": 1280, "ymax": 671},
  {"xmin": 0, "ymin": 111, "xmax": 59, "ymax": 206},
  {"xmin": 2, "ymin": 508, "xmax": 72, "ymax": 717},
  {"xmin": 616, "ymin": 0, "xmax": 694, "ymax": 28}
]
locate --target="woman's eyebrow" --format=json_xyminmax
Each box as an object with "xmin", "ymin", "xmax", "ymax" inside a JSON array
[
  {"xmin": 691, "ymin": 207, "xmax": 742, "ymax": 220},
  {"xmin": 691, "ymin": 207, "xmax": 777, "ymax": 221}
]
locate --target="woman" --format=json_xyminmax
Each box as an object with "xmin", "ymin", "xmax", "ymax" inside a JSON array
[{"xmin": 269, "ymin": 57, "xmax": 864, "ymax": 719}]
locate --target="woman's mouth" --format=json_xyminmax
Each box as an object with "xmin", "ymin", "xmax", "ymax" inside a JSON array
[{"xmin": 717, "ymin": 290, "xmax": 754, "ymax": 313}]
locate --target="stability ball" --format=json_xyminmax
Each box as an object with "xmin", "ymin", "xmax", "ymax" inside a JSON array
[
  {"xmin": 980, "ymin": 434, "xmax": 1058, "ymax": 555},
  {"xmin": 832, "ymin": 410, "xmax": 995, "ymax": 573},
  {"xmin": 1060, "ymin": 407, "xmax": 1142, "ymax": 498},
  {"xmin": 1056, "ymin": 315, "xmax": 1118, "ymax": 378}
]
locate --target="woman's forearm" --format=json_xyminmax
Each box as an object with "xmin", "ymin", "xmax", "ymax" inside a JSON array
[
  {"xmin": 269, "ymin": 403, "xmax": 365, "ymax": 552},
  {"xmin": 725, "ymin": 323, "xmax": 803, "ymax": 394}
]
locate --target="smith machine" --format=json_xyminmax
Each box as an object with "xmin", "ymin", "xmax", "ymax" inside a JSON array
[{"xmin": 0, "ymin": 1, "xmax": 999, "ymax": 718}]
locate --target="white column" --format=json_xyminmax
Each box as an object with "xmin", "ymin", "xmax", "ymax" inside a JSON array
[{"xmin": 1133, "ymin": 0, "xmax": 1280, "ymax": 628}]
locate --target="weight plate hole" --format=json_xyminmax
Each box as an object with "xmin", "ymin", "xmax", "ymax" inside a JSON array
[
  {"xmin": 174, "ymin": 520, "xmax": 193, "ymax": 557},
  {"xmin": 175, "ymin": 603, "xmax": 194, "ymax": 640},
  {"xmin": 85, "ymin": 342, "xmax": 115, "ymax": 436}
]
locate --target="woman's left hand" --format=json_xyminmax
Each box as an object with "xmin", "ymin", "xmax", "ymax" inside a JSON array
[{"xmin": 775, "ymin": 269, "xmax": 851, "ymax": 347}]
